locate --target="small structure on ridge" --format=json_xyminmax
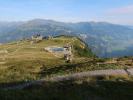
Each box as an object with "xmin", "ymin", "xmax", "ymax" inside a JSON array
[
  {"xmin": 31, "ymin": 34, "xmax": 43, "ymax": 44},
  {"xmin": 64, "ymin": 44, "xmax": 73, "ymax": 63}
]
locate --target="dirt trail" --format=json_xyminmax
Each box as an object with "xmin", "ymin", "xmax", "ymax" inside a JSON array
[
  {"xmin": 0, "ymin": 62, "xmax": 6, "ymax": 64},
  {"xmin": 1, "ymin": 68, "xmax": 133, "ymax": 90}
]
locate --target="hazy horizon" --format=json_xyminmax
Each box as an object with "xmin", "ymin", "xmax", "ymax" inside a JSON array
[
  {"xmin": 0, "ymin": 18, "xmax": 132, "ymax": 27},
  {"xmin": 0, "ymin": 0, "xmax": 133, "ymax": 25}
]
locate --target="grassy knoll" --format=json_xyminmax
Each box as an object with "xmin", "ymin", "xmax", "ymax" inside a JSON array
[
  {"xmin": 0, "ymin": 36, "xmax": 133, "ymax": 100},
  {"xmin": 0, "ymin": 36, "xmax": 133, "ymax": 84},
  {"xmin": 0, "ymin": 36, "xmax": 95, "ymax": 83}
]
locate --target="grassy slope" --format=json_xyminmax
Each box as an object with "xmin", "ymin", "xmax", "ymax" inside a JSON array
[
  {"xmin": 0, "ymin": 36, "xmax": 95, "ymax": 83},
  {"xmin": 0, "ymin": 36, "xmax": 132, "ymax": 84},
  {"xmin": 0, "ymin": 36, "xmax": 133, "ymax": 100}
]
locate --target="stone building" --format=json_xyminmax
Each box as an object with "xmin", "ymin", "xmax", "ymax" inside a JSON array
[
  {"xmin": 31, "ymin": 34, "xmax": 43, "ymax": 44},
  {"xmin": 64, "ymin": 44, "xmax": 73, "ymax": 63}
]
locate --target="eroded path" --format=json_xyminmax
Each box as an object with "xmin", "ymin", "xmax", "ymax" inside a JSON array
[{"xmin": 1, "ymin": 68, "xmax": 133, "ymax": 90}]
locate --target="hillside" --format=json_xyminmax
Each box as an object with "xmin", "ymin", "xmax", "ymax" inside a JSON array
[
  {"xmin": 0, "ymin": 19, "xmax": 133, "ymax": 57},
  {"xmin": 0, "ymin": 36, "xmax": 96, "ymax": 83},
  {"xmin": 1, "ymin": 35, "xmax": 133, "ymax": 84},
  {"xmin": 1, "ymin": 35, "xmax": 133, "ymax": 83},
  {"xmin": 0, "ymin": 36, "xmax": 133, "ymax": 100}
]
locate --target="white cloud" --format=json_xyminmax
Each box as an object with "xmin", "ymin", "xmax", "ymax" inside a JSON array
[
  {"xmin": 108, "ymin": 5, "xmax": 133, "ymax": 15},
  {"xmin": 103, "ymin": 5, "xmax": 133, "ymax": 25}
]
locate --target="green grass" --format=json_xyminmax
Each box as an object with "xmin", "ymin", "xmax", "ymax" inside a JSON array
[
  {"xmin": 0, "ymin": 36, "xmax": 133, "ymax": 84},
  {"xmin": 0, "ymin": 36, "xmax": 133, "ymax": 100},
  {"xmin": 0, "ymin": 76, "xmax": 133, "ymax": 100},
  {"xmin": 0, "ymin": 36, "xmax": 95, "ymax": 83}
]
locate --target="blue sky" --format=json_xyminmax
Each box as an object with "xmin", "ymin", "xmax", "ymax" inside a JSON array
[{"xmin": 0, "ymin": 0, "xmax": 133, "ymax": 25}]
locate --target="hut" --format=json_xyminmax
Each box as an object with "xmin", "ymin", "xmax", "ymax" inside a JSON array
[
  {"xmin": 64, "ymin": 44, "xmax": 73, "ymax": 63},
  {"xmin": 31, "ymin": 34, "xmax": 43, "ymax": 44}
]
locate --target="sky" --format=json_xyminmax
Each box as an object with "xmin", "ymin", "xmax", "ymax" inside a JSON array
[{"xmin": 0, "ymin": 0, "xmax": 133, "ymax": 25}]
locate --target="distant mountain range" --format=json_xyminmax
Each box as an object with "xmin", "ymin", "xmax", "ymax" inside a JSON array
[
  {"xmin": 0, "ymin": 19, "xmax": 133, "ymax": 58},
  {"xmin": 127, "ymin": 26, "xmax": 133, "ymax": 29}
]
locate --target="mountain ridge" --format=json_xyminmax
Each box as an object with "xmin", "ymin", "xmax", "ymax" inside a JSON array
[{"xmin": 0, "ymin": 19, "xmax": 133, "ymax": 57}]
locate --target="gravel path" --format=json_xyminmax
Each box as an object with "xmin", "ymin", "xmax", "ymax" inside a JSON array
[
  {"xmin": 1, "ymin": 68, "xmax": 133, "ymax": 90},
  {"xmin": 51, "ymin": 69, "xmax": 128, "ymax": 81},
  {"xmin": 0, "ymin": 62, "xmax": 6, "ymax": 64}
]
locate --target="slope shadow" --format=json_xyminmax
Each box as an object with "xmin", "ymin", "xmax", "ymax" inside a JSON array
[{"xmin": 0, "ymin": 79, "xmax": 133, "ymax": 100}]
